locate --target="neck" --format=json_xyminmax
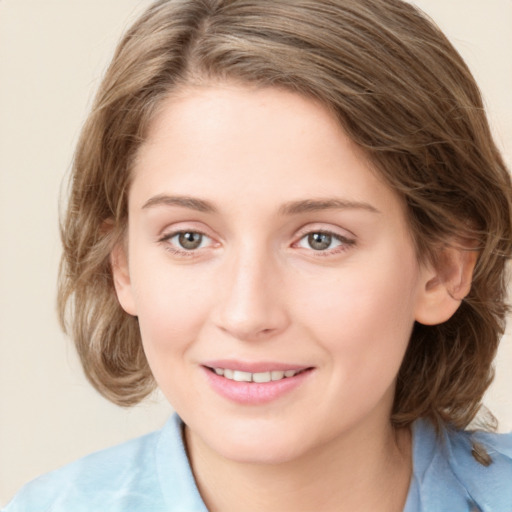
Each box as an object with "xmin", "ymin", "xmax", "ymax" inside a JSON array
[{"xmin": 185, "ymin": 417, "xmax": 412, "ymax": 512}]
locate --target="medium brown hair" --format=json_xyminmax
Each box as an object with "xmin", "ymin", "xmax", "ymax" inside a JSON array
[{"xmin": 59, "ymin": 0, "xmax": 512, "ymax": 432}]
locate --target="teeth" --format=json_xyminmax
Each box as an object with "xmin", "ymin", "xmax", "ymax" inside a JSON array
[
  {"xmin": 271, "ymin": 370, "xmax": 285, "ymax": 381},
  {"xmin": 253, "ymin": 372, "xmax": 271, "ymax": 383},
  {"xmin": 233, "ymin": 370, "xmax": 252, "ymax": 382},
  {"xmin": 213, "ymin": 367, "xmax": 303, "ymax": 382}
]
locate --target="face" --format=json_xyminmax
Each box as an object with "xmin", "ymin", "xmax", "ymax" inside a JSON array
[{"xmin": 114, "ymin": 84, "xmax": 435, "ymax": 464}]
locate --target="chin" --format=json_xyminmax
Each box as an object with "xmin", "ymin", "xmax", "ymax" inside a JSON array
[
  {"xmin": 198, "ymin": 420, "xmax": 314, "ymax": 465},
  {"xmin": 219, "ymin": 439, "xmax": 304, "ymax": 465}
]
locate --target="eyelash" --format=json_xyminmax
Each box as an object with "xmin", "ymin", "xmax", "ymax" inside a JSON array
[
  {"xmin": 158, "ymin": 228, "xmax": 356, "ymax": 258},
  {"xmin": 158, "ymin": 230, "xmax": 213, "ymax": 257},
  {"xmin": 294, "ymin": 230, "xmax": 356, "ymax": 256}
]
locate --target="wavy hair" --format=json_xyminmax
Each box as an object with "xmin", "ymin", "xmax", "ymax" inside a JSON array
[{"xmin": 58, "ymin": 0, "xmax": 512, "ymax": 436}]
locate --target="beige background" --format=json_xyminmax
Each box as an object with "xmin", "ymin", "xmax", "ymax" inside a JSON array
[{"xmin": 0, "ymin": 0, "xmax": 511, "ymax": 506}]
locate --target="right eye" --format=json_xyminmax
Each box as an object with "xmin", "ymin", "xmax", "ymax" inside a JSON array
[{"xmin": 160, "ymin": 230, "xmax": 213, "ymax": 254}]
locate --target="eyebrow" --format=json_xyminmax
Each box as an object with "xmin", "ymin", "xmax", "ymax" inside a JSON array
[
  {"xmin": 142, "ymin": 195, "xmax": 216, "ymax": 213},
  {"xmin": 141, "ymin": 194, "xmax": 380, "ymax": 215},
  {"xmin": 278, "ymin": 198, "xmax": 380, "ymax": 215}
]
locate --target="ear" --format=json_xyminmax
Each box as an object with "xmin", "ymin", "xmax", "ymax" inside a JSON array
[
  {"xmin": 414, "ymin": 246, "xmax": 478, "ymax": 326},
  {"xmin": 111, "ymin": 242, "xmax": 138, "ymax": 316}
]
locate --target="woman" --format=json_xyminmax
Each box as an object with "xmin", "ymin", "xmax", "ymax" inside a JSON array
[{"xmin": 5, "ymin": 0, "xmax": 512, "ymax": 510}]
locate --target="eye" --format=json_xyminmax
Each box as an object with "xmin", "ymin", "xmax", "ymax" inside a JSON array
[
  {"xmin": 175, "ymin": 231, "xmax": 205, "ymax": 250},
  {"xmin": 296, "ymin": 231, "xmax": 354, "ymax": 253},
  {"xmin": 160, "ymin": 230, "xmax": 213, "ymax": 253},
  {"xmin": 304, "ymin": 232, "xmax": 338, "ymax": 251}
]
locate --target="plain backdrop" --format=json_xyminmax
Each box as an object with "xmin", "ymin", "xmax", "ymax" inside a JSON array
[{"xmin": 1, "ymin": 0, "xmax": 511, "ymax": 506}]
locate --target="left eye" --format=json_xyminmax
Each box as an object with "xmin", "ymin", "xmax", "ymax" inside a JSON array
[
  {"xmin": 167, "ymin": 231, "xmax": 211, "ymax": 251},
  {"xmin": 297, "ymin": 232, "xmax": 344, "ymax": 251}
]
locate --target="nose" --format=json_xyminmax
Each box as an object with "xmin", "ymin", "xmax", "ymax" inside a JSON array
[{"xmin": 212, "ymin": 247, "xmax": 290, "ymax": 342}]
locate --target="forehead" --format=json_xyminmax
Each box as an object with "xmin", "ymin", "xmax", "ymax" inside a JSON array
[
  {"xmin": 130, "ymin": 84, "xmax": 405, "ymax": 222},
  {"xmin": 136, "ymin": 84, "xmax": 348, "ymax": 173}
]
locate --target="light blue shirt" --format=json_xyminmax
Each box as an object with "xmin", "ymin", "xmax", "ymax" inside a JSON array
[{"xmin": 4, "ymin": 414, "xmax": 512, "ymax": 511}]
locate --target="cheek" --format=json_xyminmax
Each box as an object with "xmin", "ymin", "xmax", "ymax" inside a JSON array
[
  {"xmin": 293, "ymin": 268, "xmax": 418, "ymax": 423},
  {"xmin": 129, "ymin": 259, "xmax": 214, "ymax": 362},
  {"xmin": 133, "ymin": 272, "xmax": 214, "ymax": 408},
  {"xmin": 292, "ymin": 253, "xmax": 419, "ymax": 374}
]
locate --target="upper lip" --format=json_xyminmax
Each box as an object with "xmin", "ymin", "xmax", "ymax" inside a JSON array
[{"xmin": 202, "ymin": 360, "xmax": 312, "ymax": 373}]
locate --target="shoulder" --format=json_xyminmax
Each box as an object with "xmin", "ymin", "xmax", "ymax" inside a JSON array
[
  {"xmin": 3, "ymin": 414, "xmax": 207, "ymax": 512},
  {"xmin": 446, "ymin": 426, "xmax": 512, "ymax": 508},
  {"xmin": 3, "ymin": 428, "xmax": 163, "ymax": 512},
  {"xmin": 408, "ymin": 418, "xmax": 512, "ymax": 511}
]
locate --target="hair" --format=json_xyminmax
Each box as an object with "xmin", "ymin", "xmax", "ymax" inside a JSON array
[{"xmin": 59, "ymin": 0, "xmax": 511, "ymax": 438}]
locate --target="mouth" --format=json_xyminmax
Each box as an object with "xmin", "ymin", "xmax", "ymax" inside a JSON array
[
  {"xmin": 201, "ymin": 362, "xmax": 314, "ymax": 404},
  {"xmin": 206, "ymin": 366, "xmax": 310, "ymax": 383}
]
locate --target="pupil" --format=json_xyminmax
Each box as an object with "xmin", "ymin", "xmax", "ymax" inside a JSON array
[
  {"xmin": 178, "ymin": 232, "xmax": 202, "ymax": 250},
  {"xmin": 308, "ymin": 233, "xmax": 331, "ymax": 250}
]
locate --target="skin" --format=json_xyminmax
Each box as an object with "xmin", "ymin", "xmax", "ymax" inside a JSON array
[{"xmin": 112, "ymin": 84, "xmax": 469, "ymax": 511}]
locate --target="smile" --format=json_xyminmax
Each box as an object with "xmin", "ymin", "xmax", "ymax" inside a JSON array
[
  {"xmin": 211, "ymin": 368, "xmax": 305, "ymax": 383},
  {"xmin": 203, "ymin": 364, "xmax": 314, "ymax": 404}
]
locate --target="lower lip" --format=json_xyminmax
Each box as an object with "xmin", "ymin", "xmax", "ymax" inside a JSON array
[{"xmin": 202, "ymin": 367, "xmax": 313, "ymax": 405}]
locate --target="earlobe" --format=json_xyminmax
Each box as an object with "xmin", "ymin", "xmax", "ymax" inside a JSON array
[
  {"xmin": 111, "ymin": 243, "xmax": 138, "ymax": 316},
  {"xmin": 414, "ymin": 247, "xmax": 478, "ymax": 326}
]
